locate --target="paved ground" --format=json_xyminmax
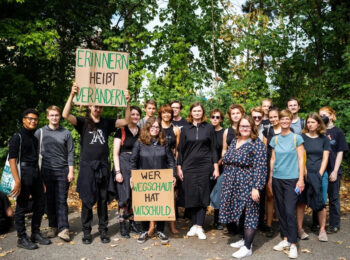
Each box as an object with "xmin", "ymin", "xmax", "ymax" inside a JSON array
[{"xmin": 1, "ymin": 210, "xmax": 349, "ymax": 260}]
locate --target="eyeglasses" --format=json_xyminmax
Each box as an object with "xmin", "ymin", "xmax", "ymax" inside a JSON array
[
  {"xmin": 211, "ymin": 116, "xmax": 221, "ymax": 120},
  {"xmin": 25, "ymin": 117, "xmax": 38, "ymax": 122},
  {"xmin": 239, "ymin": 125, "xmax": 251, "ymax": 129},
  {"xmin": 151, "ymin": 126, "xmax": 160, "ymax": 130},
  {"xmin": 253, "ymin": 116, "xmax": 262, "ymax": 120}
]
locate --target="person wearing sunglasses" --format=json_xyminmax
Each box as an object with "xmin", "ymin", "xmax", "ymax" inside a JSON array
[
  {"xmin": 8, "ymin": 108, "xmax": 51, "ymax": 250},
  {"xmin": 250, "ymin": 107, "xmax": 264, "ymax": 141},
  {"xmin": 209, "ymin": 108, "xmax": 225, "ymax": 230}
]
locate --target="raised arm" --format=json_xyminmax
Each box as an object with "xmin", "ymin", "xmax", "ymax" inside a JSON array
[
  {"xmin": 115, "ymin": 90, "xmax": 130, "ymax": 128},
  {"xmin": 62, "ymin": 83, "xmax": 78, "ymax": 126}
]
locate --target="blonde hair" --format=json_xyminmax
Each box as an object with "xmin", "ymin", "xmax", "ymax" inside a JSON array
[
  {"xmin": 279, "ymin": 109, "xmax": 293, "ymax": 120},
  {"xmin": 46, "ymin": 105, "xmax": 61, "ymax": 116}
]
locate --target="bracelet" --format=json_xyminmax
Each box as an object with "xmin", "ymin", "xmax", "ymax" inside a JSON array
[{"xmin": 115, "ymin": 170, "xmax": 121, "ymax": 174}]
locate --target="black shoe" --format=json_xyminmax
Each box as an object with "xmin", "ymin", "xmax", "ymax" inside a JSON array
[
  {"xmin": 31, "ymin": 233, "xmax": 51, "ymax": 245},
  {"xmin": 17, "ymin": 236, "xmax": 39, "ymax": 250},
  {"xmin": 311, "ymin": 224, "xmax": 320, "ymax": 232},
  {"xmin": 120, "ymin": 222, "xmax": 130, "ymax": 238},
  {"xmin": 258, "ymin": 223, "xmax": 268, "ymax": 232},
  {"xmin": 157, "ymin": 231, "xmax": 169, "ymax": 244},
  {"xmin": 100, "ymin": 231, "xmax": 110, "ymax": 243},
  {"xmin": 82, "ymin": 233, "xmax": 92, "ymax": 244},
  {"xmin": 137, "ymin": 231, "xmax": 149, "ymax": 244},
  {"xmin": 214, "ymin": 223, "xmax": 224, "ymax": 230},
  {"xmin": 327, "ymin": 226, "xmax": 339, "ymax": 234},
  {"xmin": 129, "ymin": 220, "xmax": 141, "ymax": 234},
  {"xmin": 266, "ymin": 226, "xmax": 274, "ymax": 238}
]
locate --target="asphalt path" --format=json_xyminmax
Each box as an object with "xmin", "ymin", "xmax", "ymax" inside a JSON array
[{"xmin": 1, "ymin": 210, "xmax": 349, "ymax": 260}]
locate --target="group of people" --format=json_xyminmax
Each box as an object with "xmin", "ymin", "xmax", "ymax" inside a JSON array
[{"xmin": 3, "ymin": 84, "xmax": 348, "ymax": 259}]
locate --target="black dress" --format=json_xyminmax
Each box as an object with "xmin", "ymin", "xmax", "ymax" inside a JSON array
[
  {"xmin": 163, "ymin": 124, "xmax": 177, "ymax": 151},
  {"xmin": 226, "ymin": 127, "xmax": 235, "ymax": 147},
  {"xmin": 177, "ymin": 122, "xmax": 218, "ymax": 208},
  {"xmin": 114, "ymin": 126, "xmax": 139, "ymax": 207}
]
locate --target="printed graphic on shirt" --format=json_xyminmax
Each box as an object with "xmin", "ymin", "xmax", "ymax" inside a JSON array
[{"xmin": 89, "ymin": 129, "xmax": 106, "ymax": 144}]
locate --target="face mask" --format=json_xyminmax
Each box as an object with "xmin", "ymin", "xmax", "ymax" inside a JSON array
[{"xmin": 321, "ymin": 116, "xmax": 329, "ymax": 125}]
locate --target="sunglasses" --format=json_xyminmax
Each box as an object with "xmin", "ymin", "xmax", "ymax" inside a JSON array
[
  {"xmin": 211, "ymin": 116, "xmax": 221, "ymax": 120},
  {"xmin": 253, "ymin": 116, "xmax": 262, "ymax": 120}
]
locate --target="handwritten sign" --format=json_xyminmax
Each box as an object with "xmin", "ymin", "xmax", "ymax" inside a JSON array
[
  {"xmin": 132, "ymin": 169, "xmax": 175, "ymax": 221},
  {"xmin": 74, "ymin": 49, "xmax": 129, "ymax": 107}
]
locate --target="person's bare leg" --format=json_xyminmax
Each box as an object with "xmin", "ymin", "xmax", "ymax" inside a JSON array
[
  {"xmin": 170, "ymin": 221, "xmax": 179, "ymax": 234},
  {"xmin": 296, "ymin": 203, "xmax": 306, "ymax": 231},
  {"xmin": 266, "ymin": 188, "xmax": 274, "ymax": 227},
  {"xmin": 318, "ymin": 208, "xmax": 326, "ymax": 231},
  {"xmin": 148, "ymin": 221, "xmax": 155, "ymax": 236}
]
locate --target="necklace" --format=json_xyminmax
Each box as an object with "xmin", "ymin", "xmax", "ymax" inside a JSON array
[{"xmin": 129, "ymin": 126, "xmax": 138, "ymax": 136}]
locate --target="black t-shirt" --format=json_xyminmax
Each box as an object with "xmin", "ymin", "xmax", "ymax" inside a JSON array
[
  {"xmin": 114, "ymin": 126, "xmax": 140, "ymax": 153},
  {"xmin": 8, "ymin": 128, "xmax": 38, "ymax": 163},
  {"xmin": 226, "ymin": 127, "xmax": 235, "ymax": 146},
  {"xmin": 215, "ymin": 128, "xmax": 224, "ymax": 160},
  {"xmin": 163, "ymin": 124, "xmax": 177, "ymax": 150},
  {"xmin": 262, "ymin": 119, "xmax": 271, "ymax": 128},
  {"xmin": 0, "ymin": 191, "xmax": 11, "ymax": 221},
  {"xmin": 74, "ymin": 116, "xmax": 116, "ymax": 161},
  {"xmin": 325, "ymin": 126, "xmax": 349, "ymax": 174},
  {"xmin": 302, "ymin": 134, "xmax": 331, "ymax": 172},
  {"xmin": 172, "ymin": 117, "xmax": 189, "ymax": 130}
]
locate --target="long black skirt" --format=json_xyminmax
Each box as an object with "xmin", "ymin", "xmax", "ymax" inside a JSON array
[{"xmin": 116, "ymin": 153, "xmax": 132, "ymax": 207}]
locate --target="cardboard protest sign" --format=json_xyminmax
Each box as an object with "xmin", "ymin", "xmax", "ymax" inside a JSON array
[
  {"xmin": 74, "ymin": 49, "xmax": 129, "ymax": 107},
  {"xmin": 132, "ymin": 169, "xmax": 175, "ymax": 221}
]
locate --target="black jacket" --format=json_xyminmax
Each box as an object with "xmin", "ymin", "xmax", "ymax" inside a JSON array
[
  {"xmin": 130, "ymin": 140, "xmax": 176, "ymax": 177},
  {"xmin": 306, "ymin": 170, "xmax": 325, "ymax": 212}
]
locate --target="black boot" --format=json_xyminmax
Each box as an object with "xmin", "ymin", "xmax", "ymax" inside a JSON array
[
  {"xmin": 18, "ymin": 235, "xmax": 38, "ymax": 250},
  {"xmin": 31, "ymin": 232, "xmax": 51, "ymax": 245},
  {"xmin": 120, "ymin": 221, "xmax": 130, "ymax": 238},
  {"xmin": 129, "ymin": 220, "xmax": 141, "ymax": 234}
]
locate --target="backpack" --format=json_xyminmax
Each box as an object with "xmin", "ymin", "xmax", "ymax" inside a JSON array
[{"xmin": 120, "ymin": 127, "xmax": 126, "ymax": 146}]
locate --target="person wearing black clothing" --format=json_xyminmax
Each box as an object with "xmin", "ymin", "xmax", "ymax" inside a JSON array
[
  {"xmin": 222, "ymin": 104, "xmax": 245, "ymax": 234},
  {"xmin": 222, "ymin": 104, "xmax": 245, "ymax": 158},
  {"xmin": 113, "ymin": 106, "xmax": 142, "ymax": 238},
  {"xmin": 209, "ymin": 108, "xmax": 224, "ymax": 230},
  {"xmin": 0, "ymin": 191, "xmax": 13, "ymax": 234},
  {"xmin": 170, "ymin": 100, "xmax": 189, "ymax": 129},
  {"xmin": 297, "ymin": 113, "xmax": 330, "ymax": 242},
  {"xmin": 130, "ymin": 117, "xmax": 176, "ymax": 244},
  {"xmin": 159, "ymin": 104, "xmax": 180, "ymax": 234},
  {"xmin": 319, "ymin": 106, "xmax": 349, "ymax": 233},
  {"xmin": 262, "ymin": 107, "xmax": 281, "ymax": 237},
  {"xmin": 261, "ymin": 99, "xmax": 272, "ymax": 129},
  {"xmin": 177, "ymin": 102, "xmax": 219, "ymax": 240},
  {"xmin": 63, "ymin": 83, "xmax": 130, "ymax": 244},
  {"xmin": 8, "ymin": 108, "xmax": 51, "ymax": 250}
]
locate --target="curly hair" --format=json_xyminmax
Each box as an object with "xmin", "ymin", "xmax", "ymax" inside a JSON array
[{"xmin": 138, "ymin": 117, "xmax": 166, "ymax": 145}]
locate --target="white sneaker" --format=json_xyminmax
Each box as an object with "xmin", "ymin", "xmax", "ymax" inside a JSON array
[
  {"xmin": 187, "ymin": 225, "xmax": 197, "ymax": 237},
  {"xmin": 232, "ymin": 246, "xmax": 252, "ymax": 259},
  {"xmin": 196, "ymin": 227, "xmax": 206, "ymax": 240},
  {"xmin": 273, "ymin": 240, "xmax": 291, "ymax": 251},
  {"xmin": 230, "ymin": 239, "xmax": 245, "ymax": 248},
  {"xmin": 288, "ymin": 245, "xmax": 298, "ymax": 259}
]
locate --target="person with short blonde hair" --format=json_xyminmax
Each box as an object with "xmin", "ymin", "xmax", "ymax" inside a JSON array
[{"xmin": 35, "ymin": 105, "xmax": 74, "ymax": 242}]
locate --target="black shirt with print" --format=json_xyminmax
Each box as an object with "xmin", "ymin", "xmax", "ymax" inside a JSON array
[{"xmin": 75, "ymin": 116, "xmax": 116, "ymax": 162}]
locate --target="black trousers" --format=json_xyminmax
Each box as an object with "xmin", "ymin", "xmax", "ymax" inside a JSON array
[
  {"xmin": 14, "ymin": 165, "xmax": 45, "ymax": 238},
  {"xmin": 42, "ymin": 167, "xmax": 69, "ymax": 232},
  {"xmin": 0, "ymin": 217, "xmax": 12, "ymax": 234},
  {"xmin": 328, "ymin": 175, "xmax": 341, "ymax": 228},
  {"xmin": 141, "ymin": 221, "xmax": 165, "ymax": 233},
  {"xmin": 81, "ymin": 176, "xmax": 108, "ymax": 234},
  {"xmin": 272, "ymin": 178, "xmax": 298, "ymax": 244},
  {"xmin": 190, "ymin": 207, "xmax": 206, "ymax": 226}
]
